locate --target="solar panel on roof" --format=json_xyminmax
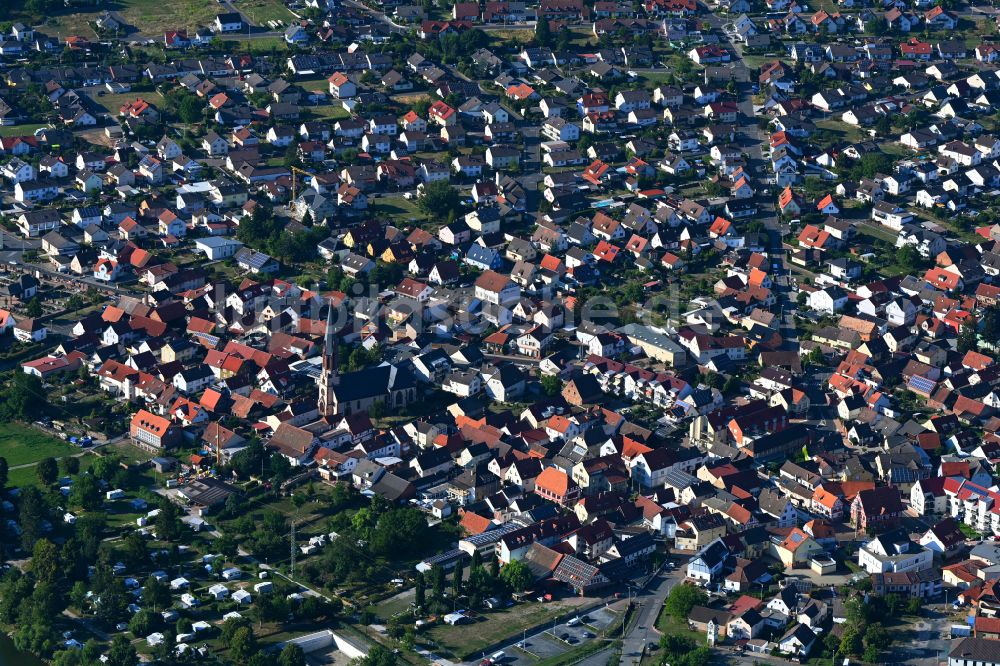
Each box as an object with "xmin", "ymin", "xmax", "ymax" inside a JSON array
[
  {"xmin": 192, "ymin": 332, "xmax": 220, "ymax": 347},
  {"xmin": 239, "ymin": 251, "xmax": 272, "ymax": 269},
  {"xmin": 908, "ymin": 376, "xmax": 935, "ymax": 392}
]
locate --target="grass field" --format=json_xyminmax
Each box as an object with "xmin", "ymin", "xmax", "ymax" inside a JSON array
[
  {"xmin": 371, "ymin": 197, "xmax": 425, "ymax": 221},
  {"xmin": 90, "ymin": 91, "xmax": 159, "ymax": 116},
  {"xmin": 635, "ymin": 70, "xmax": 676, "ymax": 88},
  {"xmin": 814, "ymin": 118, "xmax": 865, "ymax": 144},
  {"xmin": 310, "ymin": 104, "xmax": 351, "ymax": 121},
  {"xmin": 487, "ymin": 28, "xmax": 537, "ymax": 44},
  {"xmin": 44, "ymin": 0, "xmax": 223, "ymax": 37},
  {"xmin": 219, "ymin": 36, "xmax": 291, "ymax": 54},
  {"xmin": 0, "ymin": 422, "xmax": 78, "ymax": 468},
  {"xmin": 0, "ymin": 123, "xmax": 47, "ymax": 137},
  {"xmin": 231, "ymin": 0, "xmax": 296, "ymax": 25},
  {"xmin": 7, "ymin": 452, "xmax": 98, "ymax": 489},
  {"xmin": 654, "ymin": 606, "xmax": 705, "ymax": 646},
  {"xmin": 427, "ymin": 600, "xmax": 582, "ymax": 659}
]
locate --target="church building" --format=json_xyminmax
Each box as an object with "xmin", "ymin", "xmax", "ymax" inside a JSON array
[{"xmin": 317, "ymin": 305, "xmax": 419, "ymax": 416}]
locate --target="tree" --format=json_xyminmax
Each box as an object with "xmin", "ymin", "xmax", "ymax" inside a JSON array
[
  {"xmin": 0, "ymin": 372, "xmax": 49, "ymax": 422},
  {"xmin": 279, "ymin": 644, "xmax": 307, "ymax": 666},
  {"xmin": 414, "ymin": 571, "xmax": 426, "ymax": 609},
  {"xmin": 177, "ymin": 95, "xmax": 203, "ymax": 124},
  {"xmin": 844, "ymin": 152, "xmax": 895, "ymax": 181},
  {"xmin": 874, "ymin": 115, "xmax": 892, "ymax": 137},
  {"xmin": 236, "ymin": 204, "xmax": 281, "ymax": 250},
  {"xmin": 31, "ymin": 538, "xmax": 60, "ymax": 586},
  {"xmin": 253, "ymin": 594, "xmax": 289, "ymax": 626},
  {"xmin": 229, "ymin": 440, "xmax": 269, "ymax": 479},
  {"xmin": 90, "ymin": 455, "xmax": 121, "ymax": 482},
  {"xmin": 354, "ymin": 644, "xmax": 396, "ymax": 666},
  {"xmin": 61, "ymin": 456, "xmax": 80, "ymax": 476},
  {"xmin": 664, "ymin": 585, "xmax": 707, "ymax": 621},
  {"xmin": 18, "ymin": 485, "xmax": 50, "ymax": 550},
  {"xmin": 24, "ymin": 297, "xmax": 42, "ymax": 318},
  {"xmin": 106, "ymin": 635, "xmax": 139, "ymax": 666},
  {"xmin": 53, "ymin": 649, "xmax": 82, "ymax": 666},
  {"xmin": 70, "ymin": 581, "xmax": 88, "ymax": 610},
  {"xmin": 417, "ymin": 179, "xmax": 462, "ymax": 221},
  {"xmin": 155, "ymin": 497, "xmax": 181, "ymax": 542},
  {"xmin": 534, "ymin": 16, "xmax": 552, "ymax": 46},
  {"xmin": 122, "ymin": 532, "xmax": 147, "ymax": 568},
  {"xmin": 229, "ymin": 626, "xmax": 258, "ymax": 665},
  {"xmin": 490, "ymin": 555, "xmax": 500, "ymax": 578},
  {"xmin": 703, "ymin": 372, "xmax": 723, "ymax": 390},
  {"xmin": 896, "ymin": 244, "xmax": 922, "ymax": 272},
  {"xmin": 70, "ymin": 473, "xmax": 102, "ymax": 510},
  {"xmin": 807, "ymin": 346, "xmax": 825, "ymax": 367},
  {"xmin": 864, "ymin": 623, "xmax": 890, "ymax": 653},
  {"xmin": 981, "ymin": 306, "xmax": 1000, "ymax": 349},
  {"xmin": 217, "ymin": 532, "xmax": 239, "ymax": 558},
  {"xmin": 498, "ymin": 559, "xmax": 532, "ymax": 593},
  {"xmin": 824, "ymin": 632, "xmax": 841, "ymax": 656},
  {"xmin": 540, "ymin": 374, "xmax": 562, "ymax": 396},
  {"xmin": 839, "ymin": 624, "xmax": 863, "ymax": 656},
  {"xmin": 0, "ymin": 456, "xmax": 7, "ymax": 488},
  {"xmin": 430, "ymin": 565, "xmax": 445, "ymax": 600},
  {"xmin": 93, "ymin": 566, "xmax": 129, "ymax": 626},
  {"xmin": 370, "ymin": 508, "xmax": 429, "ymax": 558},
  {"xmin": 452, "ymin": 558, "xmax": 464, "ymax": 597},
  {"xmin": 128, "ymin": 609, "xmax": 156, "ymax": 637},
  {"xmin": 958, "ymin": 320, "xmax": 979, "ymax": 354},
  {"xmin": 82, "ymin": 640, "xmax": 102, "ymax": 664},
  {"xmin": 221, "ymin": 617, "xmax": 253, "ymax": 646}
]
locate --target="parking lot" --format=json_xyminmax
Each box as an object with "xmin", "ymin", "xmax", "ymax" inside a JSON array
[{"xmin": 505, "ymin": 606, "xmax": 621, "ymax": 666}]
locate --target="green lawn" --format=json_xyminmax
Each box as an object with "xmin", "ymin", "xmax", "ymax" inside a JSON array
[
  {"xmin": 635, "ymin": 71, "xmax": 676, "ymax": 88},
  {"xmin": 44, "ymin": 0, "xmax": 223, "ymax": 37},
  {"xmin": 814, "ymin": 118, "xmax": 865, "ymax": 144},
  {"xmin": 310, "ymin": 104, "xmax": 351, "ymax": 121},
  {"xmin": 0, "ymin": 123, "xmax": 47, "ymax": 137},
  {"xmin": 371, "ymin": 197, "xmax": 425, "ymax": 222},
  {"xmin": 487, "ymin": 28, "xmax": 538, "ymax": 44},
  {"xmin": 427, "ymin": 600, "xmax": 584, "ymax": 659},
  {"xmin": 90, "ymin": 91, "xmax": 157, "ymax": 116},
  {"xmin": 0, "ymin": 422, "xmax": 78, "ymax": 468},
  {"xmin": 219, "ymin": 36, "xmax": 291, "ymax": 54},
  {"xmin": 297, "ymin": 77, "xmax": 334, "ymax": 94},
  {"xmin": 856, "ymin": 222, "xmax": 899, "ymax": 245},
  {"xmin": 741, "ymin": 54, "xmax": 780, "ymax": 70},
  {"xmin": 7, "ymin": 451, "xmax": 98, "ymax": 489},
  {"xmin": 231, "ymin": 0, "xmax": 297, "ymax": 25},
  {"xmin": 654, "ymin": 607, "xmax": 705, "ymax": 646},
  {"xmin": 107, "ymin": 440, "xmax": 156, "ymax": 464}
]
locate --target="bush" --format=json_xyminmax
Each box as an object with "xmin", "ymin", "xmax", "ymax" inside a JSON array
[{"xmin": 664, "ymin": 584, "xmax": 706, "ymax": 621}]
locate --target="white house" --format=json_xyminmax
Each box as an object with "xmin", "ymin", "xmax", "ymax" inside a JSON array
[
  {"xmin": 808, "ymin": 286, "xmax": 849, "ymax": 315},
  {"xmin": 857, "ymin": 530, "xmax": 934, "ymax": 574},
  {"xmin": 195, "ymin": 237, "xmax": 244, "ymax": 260}
]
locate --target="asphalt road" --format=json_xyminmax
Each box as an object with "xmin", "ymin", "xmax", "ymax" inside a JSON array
[{"xmin": 618, "ymin": 567, "xmax": 686, "ymax": 666}]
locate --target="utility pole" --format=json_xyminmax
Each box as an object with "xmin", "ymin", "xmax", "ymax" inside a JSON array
[{"xmin": 290, "ymin": 515, "xmax": 296, "ymax": 577}]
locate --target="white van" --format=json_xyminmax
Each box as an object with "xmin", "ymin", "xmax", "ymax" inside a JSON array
[
  {"xmin": 491, "ymin": 652, "xmax": 505, "ymax": 663},
  {"xmin": 567, "ymin": 617, "xmax": 581, "ymax": 627}
]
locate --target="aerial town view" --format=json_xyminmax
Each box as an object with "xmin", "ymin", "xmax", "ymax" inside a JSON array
[{"xmin": 5, "ymin": 0, "xmax": 1000, "ymax": 663}]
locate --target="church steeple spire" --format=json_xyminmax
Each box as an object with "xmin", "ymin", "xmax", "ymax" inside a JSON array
[
  {"xmin": 322, "ymin": 302, "xmax": 338, "ymax": 375},
  {"xmin": 318, "ymin": 302, "xmax": 339, "ymax": 416}
]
